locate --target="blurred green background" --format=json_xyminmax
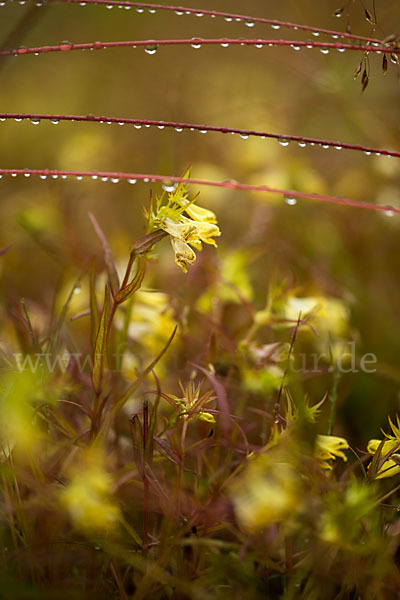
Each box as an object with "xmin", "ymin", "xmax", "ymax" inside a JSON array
[{"xmin": 0, "ymin": 0, "xmax": 400, "ymax": 447}]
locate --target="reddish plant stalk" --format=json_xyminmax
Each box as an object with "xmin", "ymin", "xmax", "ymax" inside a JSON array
[
  {"xmin": 1, "ymin": 112, "xmax": 398, "ymax": 158},
  {"xmin": 0, "ymin": 168, "xmax": 398, "ymax": 215},
  {"xmin": 0, "ymin": 38, "xmax": 395, "ymax": 56},
  {"xmin": 10, "ymin": 0, "xmax": 384, "ymax": 45}
]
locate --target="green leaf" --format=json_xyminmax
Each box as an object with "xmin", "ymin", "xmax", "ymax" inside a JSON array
[
  {"xmin": 92, "ymin": 284, "xmax": 111, "ymax": 395},
  {"xmin": 90, "ymin": 258, "xmax": 99, "ymax": 353},
  {"xmin": 115, "ymin": 256, "xmax": 146, "ymax": 304}
]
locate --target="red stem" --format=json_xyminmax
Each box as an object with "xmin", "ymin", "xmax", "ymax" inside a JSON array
[
  {"xmin": 8, "ymin": 0, "xmax": 384, "ymax": 44},
  {"xmin": 0, "ymin": 38, "xmax": 394, "ymax": 56},
  {"xmin": 0, "ymin": 168, "xmax": 398, "ymax": 215},
  {"xmin": 1, "ymin": 112, "xmax": 398, "ymax": 158}
]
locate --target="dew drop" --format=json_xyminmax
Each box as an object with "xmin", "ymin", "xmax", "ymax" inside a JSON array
[
  {"xmin": 322, "ymin": 144, "xmax": 330, "ymax": 149},
  {"xmin": 91, "ymin": 175, "xmax": 98, "ymax": 180},
  {"xmin": 255, "ymin": 43, "xmax": 263, "ymax": 49},
  {"xmin": 0, "ymin": 174, "xmax": 3, "ymax": 179},
  {"xmin": 175, "ymin": 127, "xmax": 183, "ymax": 132},
  {"xmin": 291, "ymin": 45, "xmax": 301, "ymax": 51},
  {"xmin": 143, "ymin": 177, "xmax": 150, "ymax": 183},
  {"xmin": 76, "ymin": 176, "xmax": 83, "ymax": 181},
  {"xmin": 331, "ymin": 34, "xmax": 339, "ymax": 39},
  {"xmin": 39, "ymin": 175, "xmax": 47, "ymax": 180},
  {"xmin": 135, "ymin": 7, "xmax": 144, "ymax": 12},
  {"xmin": 320, "ymin": 48, "xmax": 330, "ymax": 54},
  {"xmin": 375, "ymin": 152, "xmax": 381, "ymax": 157},
  {"xmin": 51, "ymin": 174, "xmax": 59, "ymax": 179},
  {"xmin": 144, "ymin": 44, "xmax": 158, "ymax": 55},
  {"xmin": 73, "ymin": 283, "xmax": 81, "ymax": 295},
  {"xmin": 334, "ymin": 145, "xmax": 343, "ymax": 150},
  {"xmin": 134, "ymin": 124, "xmax": 142, "ymax": 129},
  {"xmin": 0, "ymin": 117, "xmax": 5, "ymax": 122},
  {"xmin": 11, "ymin": 173, "xmax": 17, "ymax": 178},
  {"xmin": 60, "ymin": 41, "xmax": 73, "ymax": 50},
  {"xmin": 278, "ymin": 138, "xmax": 290, "ymax": 146},
  {"xmin": 0, "ymin": 2, "xmax": 5, "ymax": 6},
  {"xmin": 298, "ymin": 141, "xmax": 307, "ymax": 148},
  {"xmin": 101, "ymin": 177, "xmax": 109, "ymax": 182},
  {"xmin": 175, "ymin": 10, "xmax": 184, "ymax": 16},
  {"xmin": 144, "ymin": 124, "xmax": 150, "ymax": 128},
  {"xmin": 162, "ymin": 181, "xmax": 178, "ymax": 192},
  {"xmin": 199, "ymin": 129, "xmax": 207, "ymax": 134},
  {"xmin": 384, "ymin": 207, "xmax": 395, "ymax": 217},
  {"xmin": 50, "ymin": 119, "xmax": 60, "ymax": 125},
  {"xmin": 306, "ymin": 43, "xmax": 313, "ymax": 49},
  {"xmin": 111, "ymin": 177, "xmax": 120, "ymax": 183},
  {"xmin": 285, "ymin": 197, "xmax": 297, "ymax": 206},
  {"xmin": 220, "ymin": 40, "xmax": 230, "ymax": 48},
  {"xmin": 148, "ymin": 8, "xmax": 156, "ymax": 13},
  {"xmin": 224, "ymin": 17, "xmax": 233, "ymax": 22},
  {"xmin": 24, "ymin": 172, "xmax": 31, "ymax": 177},
  {"xmin": 30, "ymin": 118, "xmax": 40, "ymax": 125},
  {"xmin": 79, "ymin": 2, "xmax": 87, "ymax": 5},
  {"xmin": 240, "ymin": 133, "xmax": 249, "ymax": 139},
  {"xmin": 337, "ymin": 47, "xmax": 346, "ymax": 52},
  {"xmin": 312, "ymin": 31, "xmax": 320, "ymax": 36},
  {"xmin": 61, "ymin": 175, "xmax": 67, "ymax": 179},
  {"xmin": 191, "ymin": 38, "xmax": 202, "ymax": 49},
  {"xmin": 364, "ymin": 151, "xmax": 371, "ymax": 156},
  {"xmin": 157, "ymin": 125, "xmax": 165, "ymax": 130},
  {"xmin": 118, "ymin": 121, "xmax": 125, "ymax": 126},
  {"xmin": 124, "ymin": 4, "xmax": 131, "ymax": 9},
  {"xmin": 271, "ymin": 24, "xmax": 281, "ymax": 30},
  {"xmin": 195, "ymin": 12, "xmax": 204, "ymax": 17},
  {"xmin": 245, "ymin": 20, "xmax": 255, "ymax": 28},
  {"xmin": 128, "ymin": 178, "xmax": 137, "ymax": 184}
]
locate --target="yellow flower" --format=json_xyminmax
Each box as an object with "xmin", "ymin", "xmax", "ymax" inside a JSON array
[
  {"xmin": 315, "ymin": 434, "xmax": 349, "ymax": 470},
  {"xmin": 60, "ymin": 448, "xmax": 120, "ymax": 534},
  {"xmin": 170, "ymin": 237, "xmax": 197, "ymax": 273},
  {"xmin": 367, "ymin": 416, "xmax": 400, "ymax": 478},
  {"xmin": 230, "ymin": 450, "xmax": 300, "ymax": 531},
  {"xmin": 148, "ymin": 173, "xmax": 221, "ymax": 273},
  {"xmin": 169, "ymin": 381, "xmax": 216, "ymax": 424}
]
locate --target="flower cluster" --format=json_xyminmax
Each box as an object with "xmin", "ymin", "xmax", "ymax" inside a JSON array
[{"xmin": 147, "ymin": 173, "xmax": 221, "ymax": 272}]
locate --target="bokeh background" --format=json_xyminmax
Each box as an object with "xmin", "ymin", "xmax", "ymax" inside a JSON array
[{"xmin": 0, "ymin": 0, "xmax": 400, "ymax": 448}]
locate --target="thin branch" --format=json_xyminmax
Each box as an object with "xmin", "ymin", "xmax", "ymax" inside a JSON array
[
  {"xmin": 2, "ymin": 0, "xmax": 385, "ymax": 45},
  {"xmin": 1, "ymin": 113, "xmax": 398, "ymax": 158},
  {"xmin": 0, "ymin": 38, "xmax": 395, "ymax": 57},
  {"xmin": 0, "ymin": 168, "xmax": 398, "ymax": 216}
]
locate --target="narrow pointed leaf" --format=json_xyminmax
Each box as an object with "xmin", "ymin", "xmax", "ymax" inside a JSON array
[
  {"xmin": 90, "ymin": 258, "xmax": 99, "ymax": 353},
  {"xmin": 92, "ymin": 284, "xmax": 111, "ymax": 394},
  {"xmin": 115, "ymin": 256, "xmax": 146, "ymax": 304}
]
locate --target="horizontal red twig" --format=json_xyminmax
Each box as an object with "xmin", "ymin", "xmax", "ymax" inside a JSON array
[
  {"xmin": 0, "ymin": 38, "xmax": 395, "ymax": 57},
  {"xmin": 5, "ymin": 0, "xmax": 384, "ymax": 45},
  {"xmin": 1, "ymin": 113, "xmax": 398, "ymax": 158},
  {"xmin": 0, "ymin": 168, "xmax": 398, "ymax": 216}
]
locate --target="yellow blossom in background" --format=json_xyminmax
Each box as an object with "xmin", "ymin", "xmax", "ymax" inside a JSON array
[
  {"xmin": 60, "ymin": 447, "xmax": 120, "ymax": 534},
  {"xmin": 283, "ymin": 296, "xmax": 349, "ymax": 338},
  {"xmin": 315, "ymin": 434, "xmax": 349, "ymax": 470},
  {"xmin": 0, "ymin": 370, "xmax": 47, "ymax": 457},
  {"xmin": 367, "ymin": 416, "xmax": 400, "ymax": 479},
  {"xmin": 230, "ymin": 448, "xmax": 300, "ymax": 531}
]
